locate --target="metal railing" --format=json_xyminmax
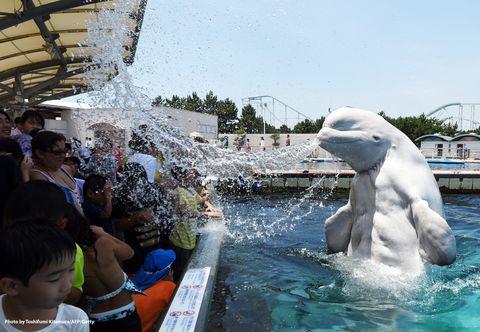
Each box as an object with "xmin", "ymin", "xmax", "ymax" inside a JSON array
[{"xmin": 420, "ymin": 148, "xmax": 480, "ymax": 160}]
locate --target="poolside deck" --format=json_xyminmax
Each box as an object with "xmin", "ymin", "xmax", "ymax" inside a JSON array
[{"xmin": 257, "ymin": 170, "xmax": 480, "ymax": 194}]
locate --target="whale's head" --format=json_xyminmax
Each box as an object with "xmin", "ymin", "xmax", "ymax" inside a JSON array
[{"xmin": 317, "ymin": 107, "xmax": 396, "ymax": 172}]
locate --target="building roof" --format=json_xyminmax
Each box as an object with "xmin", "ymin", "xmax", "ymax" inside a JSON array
[
  {"xmin": 451, "ymin": 133, "xmax": 480, "ymax": 141},
  {"xmin": 415, "ymin": 134, "xmax": 452, "ymax": 142},
  {"xmin": 0, "ymin": 0, "xmax": 147, "ymax": 108}
]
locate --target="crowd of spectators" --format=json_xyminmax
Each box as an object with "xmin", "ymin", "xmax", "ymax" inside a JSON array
[{"xmin": 0, "ymin": 110, "xmax": 224, "ymax": 332}]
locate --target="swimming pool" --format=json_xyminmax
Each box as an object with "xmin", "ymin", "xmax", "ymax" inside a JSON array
[
  {"xmin": 208, "ymin": 194, "xmax": 480, "ymax": 331},
  {"xmin": 301, "ymin": 161, "xmax": 480, "ymax": 171}
]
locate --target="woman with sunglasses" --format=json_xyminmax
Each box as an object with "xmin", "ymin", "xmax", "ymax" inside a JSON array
[{"xmin": 30, "ymin": 130, "xmax": 84, "ymax": 215}]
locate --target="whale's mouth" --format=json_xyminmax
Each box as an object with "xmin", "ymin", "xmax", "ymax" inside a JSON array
[{"xmin": 319, "ymin": 138, "xmax": 361, "ymax": 145}]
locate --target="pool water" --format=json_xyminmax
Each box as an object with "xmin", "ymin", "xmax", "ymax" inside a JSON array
[
  {"xmin": 208, "ymin": 195, "xmax": 480, "ymax": 331},
  {"xmin": 300, "ymin": 161, "xmax": 480, "ymax": 171}
]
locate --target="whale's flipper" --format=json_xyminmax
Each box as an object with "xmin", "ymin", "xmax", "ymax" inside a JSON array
[
  {"xmin": 325, "ymin": 203, "xmax": 353, "ymax": 253},
  {"xmin": 411, "ymin": 200, "xmax": 456, "ymax": 265}
]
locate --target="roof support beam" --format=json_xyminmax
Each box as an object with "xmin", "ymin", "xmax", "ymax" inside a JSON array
[
  {"xmin": 0, "ymin": 65, "xmax": 95, "ymax": 102},
  {"xmin": 0, "ymin": 57, "xmax": 90, "ymax": 81},
  {"xmin": 0, "ymin": 83, "xmax": 14, "ymax": 95},
  {"xmin": 0, "ymin": 44, "xmax": 83, "ymax": 62},
  {"xmin": 24, "ymin": 0, "xmax": 67, "ymax": 66},
  {"xmin": 0, "ymin": 0, "xmax": 109, "ymax": 31},
  {"xmin": 0, "ymin": 29, "xmax": 88, "ymax": 45},
  {"xmin": 29, "ymin": 90, "xmax": 82, "ymax": 106}
]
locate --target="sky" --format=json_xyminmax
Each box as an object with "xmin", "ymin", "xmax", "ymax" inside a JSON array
[{"xmin": 83, "ymin": 1, "xmax": 480, "ymax": 125}]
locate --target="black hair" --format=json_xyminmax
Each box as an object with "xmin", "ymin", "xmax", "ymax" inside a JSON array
[
  {"xmin": 65, "ymin": 143, "xmax": 72, "ymax": 151},
  {"xmin": 117, "ymin": 162, "xmax": 148, "ymax": 185},
  {"xmin": 0, "ymin": 139, "xmax": 23, "ymax": 163},
  {"xmin": 64, "ymin": 156, "xmax": 80, "ymax": 167},
  {"xmin": 63, "ymin": 204, "xmax": 96, "ymax": 250},
  {"xmin": 20, "ymin": 110, "xmax": 45, "ymax": 128},
  {"xmin": 83, "ymin": 174, "xmax": 107, "ymax": 198},
  {"xmin": 0, "ymin": 221, "xmax": 75, "ymax": 285},
  {"xmin": 0, "ymin": 111, "xmax": 11, "ymax": 122},
  {"xmin": 115, "ymin": 163, "xmax": 158, "ymax": 212},
  {"xmin": 128, "ymin": 132, "xmax": 150, "ymax": 154},
  {"xmin": 31, "ymin": 130, "xmax": 66, "ymax": 159},
  {"xmin": 3, "ymin": 181, "xmax": 67, "ymax": 226},
  {"xmin": 29, "ymin": 127, "xmax": 42, "ymax": 138},
  {"xmin": 14, "ymin": 116, "xmax": 21, "ymax": 125}
]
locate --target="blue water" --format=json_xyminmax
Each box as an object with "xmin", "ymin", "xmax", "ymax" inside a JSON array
[{"xmin": 208, "ymin": 195, "xmax": 480, "ymax": 331}]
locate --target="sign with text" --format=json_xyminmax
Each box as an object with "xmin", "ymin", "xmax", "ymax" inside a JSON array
[{"xmin": 159, "ymin": 267, "xmax": 211, "ymax": 332}]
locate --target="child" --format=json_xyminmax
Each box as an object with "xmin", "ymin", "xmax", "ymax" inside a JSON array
[
  {"xmin": 3, "ymin": 181, "xmax": 85, "ymax": 305},
  {"xmin": 64, "ymin": 206, "xmax": 143, "ymax": 332},
  {"xmin": 82, "ymin": 174, "xmax": 114, "ymax": 236},
  {"xmin": 0, "ymin": 222, "xmax": 90, "ymax": 331},
  {"xmin": 65, "ymin": 205, "xmax": 176, "ymax": 332},
  {"xmin": 13, "ymin": 110, "xmax": 44, "ymax": 157}
]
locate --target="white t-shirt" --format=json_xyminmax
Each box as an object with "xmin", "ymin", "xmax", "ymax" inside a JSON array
[
  {"xmin": 128, "ymin": 153, "xmax": 161, "ymax": 183},
  {"xmin": 0, "ymin": 295, "xmax": 90, "ymax": 332},
  {"xmin": 260, "ymin": 139, "xmax": 265, "ymax": 147}
]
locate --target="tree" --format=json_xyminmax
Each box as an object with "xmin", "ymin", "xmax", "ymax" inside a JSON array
[
  {"xmin": 378, "ymin": 112, "xmax": 460, "ymax": 142},
  {"xmin": 264, "ymin": 121, "xmax": 277, "ymax": 134},
  {"xmin": 203, "ymin": 91, "xmax": 218, "ymax": 115},
  {"xmin": 270, "ymin": 133, "xmax": 280, "ymax": 147},
  {"xmin": 185, "ymin": 92, "xmax": 203, "ymax": 113},
  {"xmin": 279, "ymin": 124, "xmax": 291, "ymax": 133},
  {"xmin": 166, "ymin": 95, "xmax": 186, "ymax": 109},
  {"xmin": 314, "ymin": 117, "xmax": 325, "ymax": 132},
  {"xmin": 239, "ymin": 104, "xmax": 263, "ymax": 133},
  {"xmin": 151, "ymin": 95, "xmax": 167, "ymax": 107},
  {"xmin": 216, "ymin": 98, "xmax": 239, "ymax": 133},
  {"xmin": 293, "ymin": 119, "xmax": 316, "ymax": 133}
]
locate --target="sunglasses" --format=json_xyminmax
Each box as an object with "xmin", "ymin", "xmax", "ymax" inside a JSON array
[{"xmin": 47, "ymin": 148, "xmax": 68, "ymax": 156}]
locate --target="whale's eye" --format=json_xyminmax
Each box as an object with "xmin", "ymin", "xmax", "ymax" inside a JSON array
[{"xmin": 372, "ymin": 135, "xmax": 380, "ymax": 141}]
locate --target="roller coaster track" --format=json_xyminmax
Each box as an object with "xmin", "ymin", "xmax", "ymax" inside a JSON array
[
  {"xmin": 241, "ymin": 95, "xmax": 312, "ymax": 130},
  {"xmin": 427, "ymin": 103, "xmax": 480, "ymax": 131}
]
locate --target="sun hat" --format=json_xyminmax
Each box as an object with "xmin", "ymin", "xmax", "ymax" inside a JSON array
[{"xmin": 132, "ymin": 249, "xmax": 176, "ymax": 290}]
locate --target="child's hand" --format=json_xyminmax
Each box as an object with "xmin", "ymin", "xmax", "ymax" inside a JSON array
[
  {"xmin": 90, "ymin": 225, "xmax": 108, "ymax": 238},
  {"xmin": 20, "ymin": 156, "xmax": 34, "ymax": 173}
]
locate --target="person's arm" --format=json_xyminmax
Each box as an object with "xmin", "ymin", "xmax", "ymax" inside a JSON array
[
  {"xmin": 113, "ymin": 208, "xmax": 154, "ymax": 231},
  {"xmin": 99, "ymin": 180, "xmax": 113, "ymax": 219},
  {"xmin": 91, "ymin": 226, "xmax": 134, "ymax": 261},
  {"xmin": 19, "ymin": 157, "xmax": 33, "ymax": 182}
]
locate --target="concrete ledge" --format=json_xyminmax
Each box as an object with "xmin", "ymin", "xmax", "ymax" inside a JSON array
[{"xmin": 158, "ymin": 221, "xmax": 226, "ymax": 332}]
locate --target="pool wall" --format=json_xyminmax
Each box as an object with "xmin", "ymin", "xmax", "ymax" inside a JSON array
[{"xmin": 256, "ymin": 170, "xmax": 480, "ymax": 194}]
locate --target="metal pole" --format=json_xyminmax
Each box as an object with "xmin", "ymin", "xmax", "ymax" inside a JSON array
[
  {"xmin": 459, "ymin": 105, "xmax": 463, "ymax": 131},
  {"xmin": 263, "ymin": 103, "xmax": 266, "ymax": 134}
]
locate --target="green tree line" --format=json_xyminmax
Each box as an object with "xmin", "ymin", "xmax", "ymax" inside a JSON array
[{"xmin": 152, "ymin": 92, "xmax": 477, "ymax": 141}]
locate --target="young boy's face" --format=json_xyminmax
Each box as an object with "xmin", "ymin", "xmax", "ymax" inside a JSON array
[
  {"xmin": 22, "ymin": 119, "xmax": 43, "ymax": 135},
  {"xmin": 16, "ymin": 254, "xmax": 75, "ymax": 309}
]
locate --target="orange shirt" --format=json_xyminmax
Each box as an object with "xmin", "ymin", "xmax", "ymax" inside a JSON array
[{"xmin": 133, "ymin": 280, "xmax": 176, "ymax": 332}]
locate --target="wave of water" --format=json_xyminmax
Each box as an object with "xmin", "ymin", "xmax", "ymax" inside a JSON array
[{"xmin": 75, "ymin": 2, "xmax": 317, "ymax": 180}]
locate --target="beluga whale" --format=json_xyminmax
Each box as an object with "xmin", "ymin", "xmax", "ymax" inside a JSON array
[{"xmin": 317, "ymin": 107, "xmax": 456, "ymax": 274}]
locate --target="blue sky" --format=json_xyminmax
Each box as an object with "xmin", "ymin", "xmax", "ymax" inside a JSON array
[{"xmin": 123, "ymin": 1, "xmax": 480, "ymax": 122}]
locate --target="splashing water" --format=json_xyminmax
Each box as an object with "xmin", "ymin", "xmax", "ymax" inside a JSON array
[{"xmin": 74, "ymin": 1, "xmax": 317, "ymax": 177}]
